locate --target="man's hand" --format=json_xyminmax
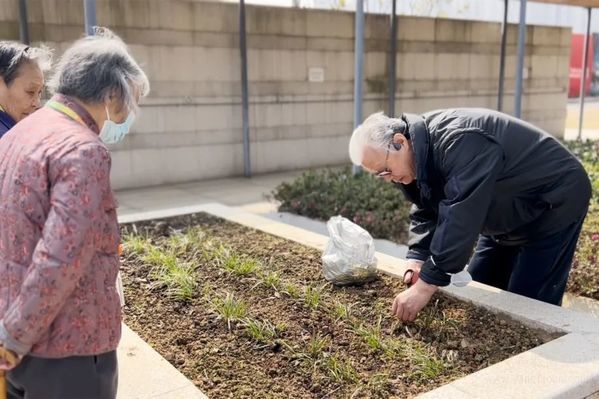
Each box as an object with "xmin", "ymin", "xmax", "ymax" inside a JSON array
[
  {"xmin": 391, "ymin": 278, "xmax": 438, "ymax": 322},
  {"xmin": 403, "ymin": 259, "xmax": 424, "ymax": 285}
]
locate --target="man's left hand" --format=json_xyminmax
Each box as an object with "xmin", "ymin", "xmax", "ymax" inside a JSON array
[{"xmin": 391, "ymin": 278, "xmax": 438, "ymax": 322}]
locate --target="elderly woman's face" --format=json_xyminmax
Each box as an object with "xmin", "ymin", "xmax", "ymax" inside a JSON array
[
  {"xmin": 0, "ymin": 61, "xmax": 44, "ymax": 122},
  {"xmin": 106, "ymin": 86, "xmax": 140, "ymax": 124}
]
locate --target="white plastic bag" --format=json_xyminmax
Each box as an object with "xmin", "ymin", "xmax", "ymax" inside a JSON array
[{"xmin": 322, "ymin": 216, "xmax": 378, "ymax": 286}]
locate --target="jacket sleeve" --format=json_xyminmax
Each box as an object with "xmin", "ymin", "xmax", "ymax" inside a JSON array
[
  {"xmin": 406, "ymin": 203, "xmax": 437, "ymax": 261},
  {"xmin": 0, "ymin": 143, "xmax": 111, "ymax": 355},
  {"xmin": 396, "ymin": 181, "xmax": 437, "ymax": 261},
  {"xmin": 419, "ymin": 131, "xmax": 504, "ymax": 286}
]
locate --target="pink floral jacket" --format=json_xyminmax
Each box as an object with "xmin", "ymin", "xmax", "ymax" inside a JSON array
[{"xmin": 0, "ymin": 95, "xmax": 121, "ymax": 358}]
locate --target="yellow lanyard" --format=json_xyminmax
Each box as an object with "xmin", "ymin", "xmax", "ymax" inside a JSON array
[
  {"xmin": 46, "ymin": 100, "xmax": 86, "ymax": 127},
  {"xmin": 0, "ymin": 104, "xmax": 5, "ymax": 113}
]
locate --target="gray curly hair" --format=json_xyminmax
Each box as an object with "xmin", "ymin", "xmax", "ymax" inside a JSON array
[{"xmin": 48, "ymin": 27, "xmax": 149, "ymax": 112}]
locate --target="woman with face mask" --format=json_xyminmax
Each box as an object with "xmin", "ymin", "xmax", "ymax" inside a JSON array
[
  {"xmin": 0, "ymin": 28, "xmax": 149, "ymax": 399},
  {"xmin": 0, "ymin": 42, "xmax": 51, "ymax": 138}
]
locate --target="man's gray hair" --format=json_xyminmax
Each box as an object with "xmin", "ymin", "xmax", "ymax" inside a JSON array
[
  {"xmin": 48, "ymin": 27, "xmax": 149, "ymax": 111},
  {"xmin": 348, "ymin": 112, "xmax": 406, "ymax": 166},
  {"xmin": 0, "ymin": 42, "xmax": 52, "ymax": 85}
]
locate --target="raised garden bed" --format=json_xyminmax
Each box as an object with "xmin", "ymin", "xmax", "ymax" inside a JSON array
[{"xmin": 120, "ymin": 212, "xmax": 557, "ymax": 398}]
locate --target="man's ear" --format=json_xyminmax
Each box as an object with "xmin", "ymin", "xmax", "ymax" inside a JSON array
[{"xmin": 392, "ymin": 132, "xmax": 408, "ymax": 150}]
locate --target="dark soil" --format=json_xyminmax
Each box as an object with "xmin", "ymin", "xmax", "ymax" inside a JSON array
[{"xmin": 120, "ymin": 213, "xmax": 559, "ymax": 399}]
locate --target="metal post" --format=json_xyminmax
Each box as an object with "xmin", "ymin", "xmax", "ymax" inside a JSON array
[
  {"xmin": 353, "ymin": 0, "xmax": 364, "ymax": 174},
  {"xmin": 239, "ymin": 0, "xmax": 251, "ymax": 177},
  {"xmin": 497, "ymin": 0, "xmax": 508, "ymax": 111},
  {"xmin": 18, "ymin": 0, "xmax": 29, "ymax": 45},
  {"xmin": 83, "ymin": 0, "xmax": 97, "ymax": 36},
  {"xmin": 514, "ymin": 0, "xmax": 527, "ymax": 119},
  {"xmin": 577, "ymin": 8, "xmax": 592, "ymax": 141},
  {"xmin": 388, "ymin": 0, "xmax": 398, "ymax": 117}
]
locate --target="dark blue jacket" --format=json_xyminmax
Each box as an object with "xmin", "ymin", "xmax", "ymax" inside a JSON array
[
  {"xmin": 0, "ymin": 108, "xmax": 16, "ymax": 139},
  {"xmin": 398, "ymin": 108, "xmax": 591, "ymax": 286}
]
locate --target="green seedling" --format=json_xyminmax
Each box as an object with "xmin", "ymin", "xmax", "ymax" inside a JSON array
[
  {"xmin": 159, "ymin": 262, "xmax": 197, "ymax": 300},
  {"xmin": 331, "ymin": 301, "xmax": 352, "ymax": 321},
  {"xmin": 354, "ymin": 374, "xmax": 393, "ymax": 398},
  {"xmin": 307, "ymin": 334, "xmax": 330, "ymax": 359},
  {"xmin": 244, "ymin": 318, "xmax": 280, "ymax": 343},
  {"xmin": 212, "ymin": 292, "xmax": 248, "ymax": 330},
  {"xmin": 262, "ymin": 271, "xmax": 282, "ymax": 291},
  {"xmin": 206, "ymin": 243, "xmax": 230, "ymax": 263},
  {"xmin": 409, "ymin": 345, "xmax": 447, "ymax": 383},
  {"xmin": 141, "ymin": 240, "xmax": 197, "ymax": 300},
  {"xmin": 322, "ymin": 355, "xmax": 358, "ymax": 383},
  {"xmin": 123, "ymin": 234, "xmax": 150, "ymax": 256},
  {"xmin": 166, "ymin": 232, "xmax": 191, "ymax": 253},
  {"xmin": 185, "ymin": 227, "xmax": 206, "ymax": 246},
  {"xmin": 222, "ymin": 254, "xmax": 261, "ymax": 276},
  {"xmin": 382, "ymin": 338, "xmax": 410, "ymax": 361},
  {"xmin": 304, "ymin": 285, "xmax": 324, "ymax": 310},
  {"xmin": 356, "ymin": 323, "xmax": 385, "ymax": 352},
  {"xmin": 283, "ymin": 283, "xmax": 301, "ymax": 299},
  {"xmin": 201, "ymin": 282, "xmax": 215, "ymax": 298},
  {"xmin": 143, "ymin": 246, "xmax": 178, "ymax": 269}
]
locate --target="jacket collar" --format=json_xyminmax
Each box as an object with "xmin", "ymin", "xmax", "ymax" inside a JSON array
[
  {"xmin": 50, "ymin": 94, "xmax": 100, "ymax": 134},
  {"xmin": 401, "ymin": 113, "xmax": 433, "ymax": 201},
  {"xmin": 0, "ymin": 106, "xmax": 16, "ymax": 134}
]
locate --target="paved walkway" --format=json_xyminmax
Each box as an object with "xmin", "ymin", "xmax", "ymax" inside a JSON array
[
  {"xmin": 117, "ymin": 325, "xmax": 208, "ymax": 399},
  {"xmin": 116, "ymin": 170, "xmax": 305, "ymax": 216}
]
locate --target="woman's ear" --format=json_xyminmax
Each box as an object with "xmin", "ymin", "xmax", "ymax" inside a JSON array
[{"xmin": 106, "ymin": 93, "xmax": 127, "ymax": 116}]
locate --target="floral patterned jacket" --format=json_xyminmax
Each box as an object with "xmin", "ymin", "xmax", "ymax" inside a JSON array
[{"xmin": 0, "ymin": 95, "xmax": 121, "ymax": 358}]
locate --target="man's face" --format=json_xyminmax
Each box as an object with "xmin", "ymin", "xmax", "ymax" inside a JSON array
[
  {"xmin": 0, "ymin": 61, "xmax": 44, "ymax": 122},
  {"xmin": 361, "ymin": 136, "xmax": 416, "ymax": 185}
]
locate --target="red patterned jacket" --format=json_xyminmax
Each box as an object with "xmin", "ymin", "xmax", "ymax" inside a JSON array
[{"xmin": 0, "ymin": 95, "xmax": 121, "ymax": 358}]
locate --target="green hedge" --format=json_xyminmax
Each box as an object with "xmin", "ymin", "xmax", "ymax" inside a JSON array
[
  {"xmin": 568, "ymin": 211, "xmax": 599, "ymax": 300},
  {"xmin": 271, "ymin": 167, "xmax": 410, "ymax": 242},
  {"xmin": 564, "ymin": 140, "xmax": 599, "ymax": 299}
]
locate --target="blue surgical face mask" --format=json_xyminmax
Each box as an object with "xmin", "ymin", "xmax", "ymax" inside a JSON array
[{"xmin": 99, "ymin": 106, "xmax": 135, "ymax": 144}]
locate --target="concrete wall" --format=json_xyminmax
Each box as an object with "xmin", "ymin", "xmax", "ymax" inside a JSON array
[{"xmin": 0, "ymin": 0, "xmax": 571, "ymax": 189}]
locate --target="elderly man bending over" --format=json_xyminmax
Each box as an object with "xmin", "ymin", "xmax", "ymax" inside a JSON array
[{"xmin": 349, "ymin": 109, "xmax": 591, "ymax": 322}]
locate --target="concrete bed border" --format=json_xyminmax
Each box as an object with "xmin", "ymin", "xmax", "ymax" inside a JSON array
[{"xmin": 119, "ymin": 203, "xmax": 599, "ymax": 399}]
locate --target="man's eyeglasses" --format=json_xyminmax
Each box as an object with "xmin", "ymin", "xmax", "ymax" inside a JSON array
[{"xmin": 375, "ymin": 142, "xmax": 401, "ymax": 178}]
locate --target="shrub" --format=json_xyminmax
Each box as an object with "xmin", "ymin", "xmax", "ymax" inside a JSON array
[
  {"xmin": 568, "ymin": 211, "xmax": 599, "ymax": 299},
  {"xmin": 563, "ymin": 139, "xmax": 598, "ymax": 164},
  {"xmin": 272, "ymin": 167, "xmax": 410, "ymax": 242},
  {"xmin": 564, "ymin": 139, "xmax": 599, "ymax": 210}
]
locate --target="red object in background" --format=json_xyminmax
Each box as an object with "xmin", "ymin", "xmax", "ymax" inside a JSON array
[{"xmin": 569, "ymin": 34, "xmax": 595, "ymax": 98}]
